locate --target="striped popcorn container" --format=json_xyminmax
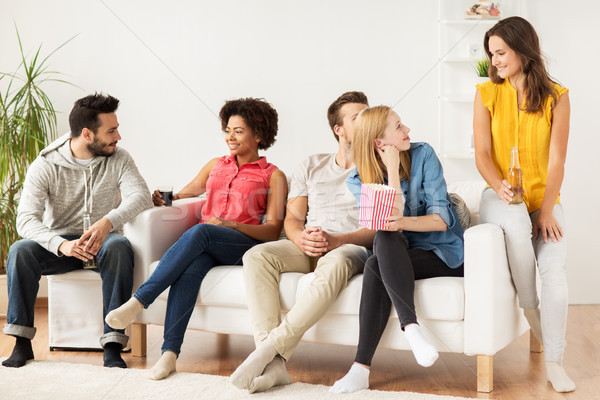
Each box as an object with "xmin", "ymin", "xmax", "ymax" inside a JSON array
[{"xmin": 359, "ymin": 183, "xmax": 397, "ymax": 230}]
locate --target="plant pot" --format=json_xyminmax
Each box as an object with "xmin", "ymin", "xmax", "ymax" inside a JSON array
[{"xmin": 0, "ymin": 274, "xmax": 8, "ymax": 317}]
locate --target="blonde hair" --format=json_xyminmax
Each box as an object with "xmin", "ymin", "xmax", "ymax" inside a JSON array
[{"xmin": 352, "ymin": 106, "xmax": 411, "ymax": 184}]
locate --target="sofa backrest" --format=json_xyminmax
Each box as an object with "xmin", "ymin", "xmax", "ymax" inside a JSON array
[{"xmin": 447, "ymin": 180, "xmax": 487, "ymax": 226}]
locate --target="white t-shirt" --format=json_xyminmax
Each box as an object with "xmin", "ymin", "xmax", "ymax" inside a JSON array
[
  {"xmin": 72, "ymin": 156, "xmax": 94, "ymax": 166},
  {"xmin": 288, "ymin": 153, "xmax": 361, "ymax": 235}
]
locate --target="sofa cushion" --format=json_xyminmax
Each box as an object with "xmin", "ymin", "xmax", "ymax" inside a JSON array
[
  {"xmin": 296, "ymin": 273, "xmax": 465, "ymax": 321},
  {"xmin": 447, "ymin": 180, "xmax": 486, "ymax": 225},
  {"xmin": 449, "ymin": 192, "xmax": 471, "ymax": 230},
  {"xmin": 150, "ymin": 262, "xmax": 302, "ymax": 311}
]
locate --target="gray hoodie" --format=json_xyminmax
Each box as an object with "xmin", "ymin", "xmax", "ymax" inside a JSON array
[{"xmin": 17, "ymin": 133, "xmax": 153, "ymax": 255}]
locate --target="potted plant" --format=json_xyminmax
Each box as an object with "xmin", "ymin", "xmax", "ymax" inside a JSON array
[
  {"xmin": 475, "ymin": 56, "xmax": 490, "ymax": 84},
  {"xmin": 0, "ymin": 29, "xmax": 73, "ymax": 316}
]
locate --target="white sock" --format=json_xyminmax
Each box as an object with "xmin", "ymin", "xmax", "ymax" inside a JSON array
[
  {"xmin": 230, "ymin": 340, "xmax": 278, "ymax": 389},
  {"xmin": 329, "ymin": 363, "xmax": 370, "ymax": 394},
  {"xmin": 546, "ymin": 362, "xmax": 575, "ymax": 392},
  {"xmin": 404, "ymin": 324, "xmax": 438, "ymax": 367},
  {"xmin": 248, "ymin": 356, "xmax": 292, "ymax": 394},
  {"xmin": 148, "ymin": 351, "xmax": 177, "ymax": 380},
  {"xmin": 148, "ymin": 351, "xmax": 177, "ymax": 381},
  {"xmin": 105, "ymin": 297, "xmax": 143, "ymax": 330},
  {"xmin": 524, "ymin": 308, "xmax": 543, "ymax": 345}
]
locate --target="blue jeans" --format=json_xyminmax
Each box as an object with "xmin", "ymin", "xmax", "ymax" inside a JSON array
[
  {"xmin": 133, "ymin": 223, "xmax": 261, "ymax": 356},
  {"xmin": 3, "ymin": 234, "xmax": 133, "ymax": 348}
]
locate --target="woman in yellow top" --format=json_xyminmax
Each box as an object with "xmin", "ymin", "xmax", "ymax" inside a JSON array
[{"xmin": 474, "ymin": 16, "xmax": 574, "ymax": 393}]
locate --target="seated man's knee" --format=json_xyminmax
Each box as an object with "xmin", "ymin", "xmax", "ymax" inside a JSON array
[
  {"xmin": 8, "ymin": 239, "xmax": 37, "ymax": 257},
  {"xmin": 103, "ymin": 235, "xmax": 132, "ymax": 255},
  {"xmin": 100, "ymin": 235, "xmax": 133, "ymax": 269},
  {"xmin": 7, "ymin": 240, "xmax": 40, "ymax": 271},
  {"xmin": 316, "ymin": 252, "xmax": 354, "ymax": 281},
  {"xmin": 242, "ymin": 245, "xmax": 261, "ymax": 266},
  {"xmin": 242, "ymin": 243, "xmax": 277, "ymax": 274}
]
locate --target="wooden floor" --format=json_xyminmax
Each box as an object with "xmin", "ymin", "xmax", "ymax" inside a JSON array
[{"xmin": 1, "ymin": 304, "xmax": 598, "ymax": 399}]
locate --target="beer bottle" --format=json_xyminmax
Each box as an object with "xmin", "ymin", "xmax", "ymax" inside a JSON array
[
  {"xmin": 508, "ymin": 147, "xmax": 524, "ymax": 204},
  {"xmin": 82, "ymin": 213, "xmax": 98, "ymax": 269}
]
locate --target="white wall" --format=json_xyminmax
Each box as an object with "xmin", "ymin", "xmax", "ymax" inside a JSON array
[{"xmin": 2, "ymin": 0, "xmax": 598, "ymax": 304}]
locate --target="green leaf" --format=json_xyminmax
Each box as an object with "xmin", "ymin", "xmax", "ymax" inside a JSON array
[
  {"xmin": 474, "ymin": 57, "xmax": 490, "ymax": 78},
  {"xmin": 0, "ymin": 24, "xmax": 73, "ymax": 272}
]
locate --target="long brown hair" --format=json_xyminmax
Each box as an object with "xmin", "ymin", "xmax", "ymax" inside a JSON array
[
  {"xmin": 484, "ymin": 16, "xmax": 557, "ymax": 114},
  {"xmin": 352, "ymin": 106, "xmax": 411, "ymax": 184}
]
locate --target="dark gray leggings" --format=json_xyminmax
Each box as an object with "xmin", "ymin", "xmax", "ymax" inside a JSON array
[{"xmin": 355, "ymin": 230, "xmax": 464, "ymax": 366}]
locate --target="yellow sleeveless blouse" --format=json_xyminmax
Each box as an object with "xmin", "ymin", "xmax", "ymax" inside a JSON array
[{"xmin": 476, "ymin": 79, "xmax": 568, "ymax": 213}]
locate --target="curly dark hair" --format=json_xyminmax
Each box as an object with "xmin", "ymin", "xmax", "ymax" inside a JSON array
[
  {"xmin": 219, "ymin": 98, "xmax": 278, "ymax": 150},
  {"xmin": 69, "ymin": 93, "xmax": 120, "ymax": 138}
]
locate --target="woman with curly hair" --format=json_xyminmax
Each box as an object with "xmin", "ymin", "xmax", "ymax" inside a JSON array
[{"xmin": 106, "ymin": 97, "xmax": 287, "ymax": 380}]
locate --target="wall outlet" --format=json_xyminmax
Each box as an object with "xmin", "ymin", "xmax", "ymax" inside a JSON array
[{"xmin": 468, "ymin": 43, "xmax": 482, "ymax": 58}]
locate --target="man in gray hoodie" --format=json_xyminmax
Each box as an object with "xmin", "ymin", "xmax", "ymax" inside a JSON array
[{"xmin": 2, "ymin": 93, "xmax": 152, "ymax": 368}]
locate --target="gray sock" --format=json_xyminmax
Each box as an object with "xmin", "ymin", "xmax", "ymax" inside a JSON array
[
  {"xmin": 249, "ymin": 356, "xmax": 291, "ymax": 393},
  {"xmin": 230, "ymin": 340, "xmax": 277, "ymax": 389}
]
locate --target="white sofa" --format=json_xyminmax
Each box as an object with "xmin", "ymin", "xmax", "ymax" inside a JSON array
[{"xmin": 118, "ymin": 180, "xmax": 530, "ymax": 392}]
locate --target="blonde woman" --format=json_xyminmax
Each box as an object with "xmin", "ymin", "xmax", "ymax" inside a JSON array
[{"xmin": 330, "ymin": 106, "xmax": 464, "ymax": 393}]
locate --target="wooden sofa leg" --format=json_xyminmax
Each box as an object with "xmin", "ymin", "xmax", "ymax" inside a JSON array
[
  {"xmin": 131, "ymin": 323, "xmax": 147, "ymax": 357},
  {"xmin": 530, "ymin": 330, "xmax": 544, "ymax": 353},
  {"xmin": 216, "ymin": 333, "xmax": 229, "ymax": 357},
  {"xmin": 477, "ymin": 355, "xmax": 493, "ymax": 393}
]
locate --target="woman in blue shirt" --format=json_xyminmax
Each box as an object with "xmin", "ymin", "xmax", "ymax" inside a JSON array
[{"xmin": 330, "ymin": 106, "xmax": 464, "ymax": 394}]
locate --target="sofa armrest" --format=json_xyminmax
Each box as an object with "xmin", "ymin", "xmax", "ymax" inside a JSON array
[
  {"xmin": 124, "ymin": 197, "xmax": 206, "ymax": 290},
  {"xmin": 463, "ymin": 223, "xmax": 528, "ymax": 356}
]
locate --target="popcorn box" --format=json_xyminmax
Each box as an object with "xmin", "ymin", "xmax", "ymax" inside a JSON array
[{"xmin": 359, "ymin": 184, "xmax": 398, "ymax": 230}]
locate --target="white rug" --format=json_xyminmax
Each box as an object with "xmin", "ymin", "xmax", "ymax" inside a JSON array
[{"xmin": 0, "ymin": 359, "xmax": 475, "ymax": 400}]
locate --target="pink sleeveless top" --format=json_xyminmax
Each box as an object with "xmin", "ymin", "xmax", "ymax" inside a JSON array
[{"xmin": 201, "ymin": 155, "xmax": 278, "ymax": 225}]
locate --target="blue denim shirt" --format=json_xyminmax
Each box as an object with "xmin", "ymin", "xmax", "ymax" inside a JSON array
[{"xmin": 346, "ymin": 142, "xmax": 464, "ymax": 268}]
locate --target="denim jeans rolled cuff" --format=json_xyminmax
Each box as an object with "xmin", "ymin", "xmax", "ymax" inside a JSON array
[
  {"xmin": 132, "ymin": 293, "xmax": 150, "ymax": 309},
  {"xmin": 3, "ymin": 323, "xmax": 36, "ymax": 340},
  {"xmin": 160, "ymin": 346, "xmax": 181, "ymax": 357},
  {"xmin": 100, "ymin": 331, "xmax": 129, "ymax": 348}
]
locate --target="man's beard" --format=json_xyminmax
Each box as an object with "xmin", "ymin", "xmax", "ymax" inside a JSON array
[{"xmin": 87, "ymin": 138, "xmax": 116, "ymax": 157}]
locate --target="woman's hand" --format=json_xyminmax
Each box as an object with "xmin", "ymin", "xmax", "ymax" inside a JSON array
[
  {"xmin": 204, "ymin": 217, "xmax": 236, "ymax": 229},
  {"xmin": 376, "ymin": 145, "xmax": 400, "ymax": 171},
  {"xmin": 494, "ymin": 179, "xmax": 526, "ymax": 205},
  {"xmin": 533, "ymin": 210, "xmax": 563, "ymax": 243},
  {"xmin": 494, "ymin": 179, "xmax": 515, "ymax": 204},
  {"xmin": 151, "ymin": 190, "xmax": 165, "ymax": 206},
  {"xmin": 384, "ymin": 213, "xmax": 403, "ymax": 232}
]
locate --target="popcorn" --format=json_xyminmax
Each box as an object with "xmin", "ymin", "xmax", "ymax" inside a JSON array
[{"xmin": 359, "ymin": 184, "xmax": 399, "ymax": 230}]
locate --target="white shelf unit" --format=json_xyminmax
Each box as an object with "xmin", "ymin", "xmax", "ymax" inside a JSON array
[{"xmin": 437, "ymin": 1, "xmax": 520, "ymax": 162}]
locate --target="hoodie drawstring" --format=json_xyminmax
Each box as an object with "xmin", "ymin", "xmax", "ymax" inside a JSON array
[{"xmin": 83, "ymin": 165, "xmax": 94, "ymax": 214}]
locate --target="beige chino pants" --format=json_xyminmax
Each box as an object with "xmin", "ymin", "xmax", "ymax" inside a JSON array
[{"xmin": 242, "ymin": 239, "xmax": 370, "ymax": 360}]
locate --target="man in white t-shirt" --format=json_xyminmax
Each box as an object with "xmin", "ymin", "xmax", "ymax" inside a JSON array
[{"xmin": 231, "ymin": 92, "xmax": 375, "ymax": 393}]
